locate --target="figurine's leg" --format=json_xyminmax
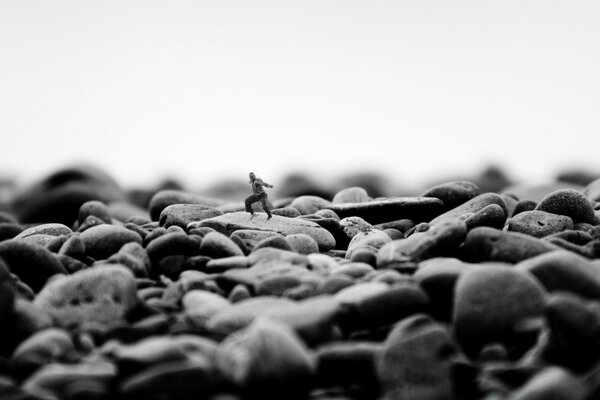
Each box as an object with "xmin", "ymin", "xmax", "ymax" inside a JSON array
[
  {"xmin": 245, "ymin": 194, "xmax": 258, "ymax": 215},
  {"xmin": 260, "ymin": 195, "xmax": 272, "ymax": 220}
]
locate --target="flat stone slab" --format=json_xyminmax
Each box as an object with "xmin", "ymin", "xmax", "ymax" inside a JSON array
[
  {"xmin": 326, "ymin": 197, "xmax": 445, "ymax": 224},
  {"xmin": 196, "ymin": 212, "xmax": 336, "ymax": 251}
]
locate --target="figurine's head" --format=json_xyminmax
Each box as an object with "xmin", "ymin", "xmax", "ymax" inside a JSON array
[{"xmin": 249, "ymin": 172, "xmax": 256, "ymax": 181}]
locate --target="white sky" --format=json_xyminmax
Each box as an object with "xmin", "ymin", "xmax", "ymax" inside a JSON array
[{"xmin": 1, "ymin": 0, "xmax": 599, "ymax": 189}]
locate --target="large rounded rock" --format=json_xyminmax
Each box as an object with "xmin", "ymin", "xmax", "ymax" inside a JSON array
[
  {"xmin": 327, "ymin": 197, "xmax": 445, "ymax": 225},
  {"xmin": 199, "ymin": 232, "xmax": 244, "ymax": 259},
  {"xmin": 377, "ymin": 314, "xmax": 460, "ymax": 400},
  {"xmin": 429, "ymin": 193, "xmax": 507, "ymax": 226},
  {"xmin": 159, "ymin": 204, "xmax": 222, "ymax": 229},
  {"xmin": 0, "ymin": 240, "xmax": 66, "ymax": 292},
  {"xmin": 535, "ymin": 189, "xmax": 597, "ymax": 224},
  {"xmin": 11, "ymin": 164, "xmax": 125, "ymax": 225},
  {"xmin": 34, "ymin": 265, "xmax": 137, "ymax": 328},
  {"xmin": 332, "ymin": 187, "xmax": 370, "ymax": 204},
  {"xmin": 507, "ymin": 210, "xmax": 573, "ymax": 237},
  {"xmin": 198, "ymin": 212, "xmax": 336, "ymax": 251},
  {"xmin": 216, "ymin": 318, "xmax": 315, "ymax": 399},
  {"xmin": 377, "ymin": 219, "xmax": 467, "ymax": 267},
  {"xmin": 79, "ymin": 224, "xmax": 143, "ymax": 260},
  {"xmin": 148, "ymin": 190, "xmax": 225, "ymax": 221},
  {"xmin": 516, "ymin": 250, "xmax": 600, "ymax": 300},
  {"xmin": 290, "ymin": 195, "xmax": 332, "ymax": 215},
  {"xmin": 346, "ymin": 229, "xmax": 392, "ymax": 259},
  {"xmin": 14, "ymin": 223, "xmax": 72, "ymax": 240},
  {"xmin": 583, "ymin": 177, "xmax": 600, "ymax": 202},
  {"xmin": 453, "ymin": 266, "xmax": 546, "ymax": 357},
  {"xmin": 464, "ymin": 227, "xmax": 560, "ymax": 264},
  {"xmin": 421, "ymin": 180, "xmax": 481, "ymax": 211}
]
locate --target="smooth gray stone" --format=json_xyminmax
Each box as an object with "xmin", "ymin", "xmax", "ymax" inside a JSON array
[{"xmin": 198, "ymin": 212, "xmax": 336, "ymax": 251}]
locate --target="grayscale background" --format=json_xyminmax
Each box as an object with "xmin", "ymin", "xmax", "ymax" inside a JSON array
[{"xmin": 1, "ymin": 0, "xmax": 599, "ymax": 193}]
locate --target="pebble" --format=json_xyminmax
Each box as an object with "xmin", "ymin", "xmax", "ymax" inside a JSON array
[
  {"xmin": 507, "ymin": 210, "xmax": 574, "ymax": 237},
  {"xmin": 11, "ymin": 328, "xmax": 77, "ymax": 373},
  {"xmin": 510, "ymin": 366, "xmax": 586, "ymax": 400},
  {"xmin": 14, "ymin": 223, "xmax": 72, "ymax": 240},
  {"xmin": 0, "ymin": 257, "xmax": 15, "ymax": 329},
  {"xmin": 421, "ymin": 180, "xmax": 481, "ymax": 210},
  {"xmin": 377, "ymin": 314, "xmax": 459, "ymax": 400},
  {"xmin": 331, "ymin": 186, "xmax": 371, "ymax": 204},
  {"xmin": 216, "ymin": 318, "xmax": 315, "ymax": 398},
  {"xmin": 78, "ymin": 224, "xmax": 143, "ymax": 260},
  {"xmin": 253, "ymin": 235, "xmax": 295, "ymax": 252},
  {"xmin": 290, "ymin": 195, "xmax": 332, "ymax": 215},
  {"xmin": 535, "ymin": 188, "xmax": 597, "ymax": 224},
  {"xmin": 119, "ymin": 358, "xmax": 216, "ymax": 400},
  {"xmin": 343, "ymin": 281, "xmax": 430, "ymax": 331},
  {"xmin": 4, "ymin": 172, "xmax": 600, "ymax": 398},
  {"xmin": 327, "ymin": 197, "xmax": 445, "ymax": 225},
  {"xmin": 345, "ymin": 229, "xmax": 391, "ymax": 259},
  {"xmin": 0, "ymin": 222, "xmax": 23, "ymax": 242},
  {"xmin": 516, "ymin": 250, "xmax": 600, "ymax": 300},
  {"xmin": 145, "ymin": 232, "xmax": 201, "ymax": 268},
  {"xmin": 464, "ymin": 227, "xmax": 560, "ymax": 263},
  {"xmin": 543, "ymin": 292, "xmax": 600, "ymax": 373},
  {"xmin": 413, "ymin": 258, "xmax": 485, "ymax": 321},
  {"xmin": 453, "ymin": 265, "xmax": 547, "ymax": 358},
  {"xmin": 10, "ymin": 164, "xmax": 125, "ymax": 225},
  {"xmin": 429, "ymin": 192, "xmax": 507, "ymax": 226},
  {"xmin": 206, "ymin": 296, "xmax": 296, "ymax": 336},
  {"xmin": 158, "ymin": 204, "xmax": 223, "ymax": 229},
  {"xmin": 316, "ymin": 341, "xmax": 381, "ymax": 394},
  {"xmin": 376, "ymin": 218, "xmax": 467, "ymax": 267},
  {"xmin": 463, "ymin": 203, "xmax": 507, "ymax": 230},
  {"xmin": 285, "ymin": 233, "xmax": 320, "ymax": 254},
  {"xmin": 77, "ymin": 200, "xmax": 112, "ymax": 226},
  {"xmin": 22, "ymin": 360, "xmax": 116, "ymax": 400},
  {"xmin": 583, "ymin": 177, "xmax": 600, "ymax": 202},
  {"xmin": 148, "ymin": 189, "xmax": 225, "ymax": 221},
  {"xmin": 272, "ymin": 206, "xmax": 302, "ymax": 218},
  {"xmin": 199, "ymin": 231, "xmax": 244, "ymax": 259},
  {"xmin": 0, "ymin": 239, "xmax": 67, "ymax": 292},
  {"xmin": 34, "ymin": 265, "xmax": 137, "ymax": 328},
  {"xmin": 198, "ymin": 212, "xmax": 336, "ymax": 251},
  {"xmin": 183, "ymin": 289, "xmax": 231, "ymax": 326}
]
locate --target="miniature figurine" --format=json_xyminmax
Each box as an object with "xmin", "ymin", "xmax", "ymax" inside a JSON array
[{"xmin": 245, "ymin": 172, "xmax": 274, "ymax": 220}]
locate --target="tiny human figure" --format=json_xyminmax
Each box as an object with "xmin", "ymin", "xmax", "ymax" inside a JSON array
[{"xmin": 245, "ymin": 172, "xmax": 274, "ymax": 220}]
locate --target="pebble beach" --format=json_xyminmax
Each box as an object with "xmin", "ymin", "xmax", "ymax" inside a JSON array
[{"xmin": 1, "ymin": 165, "xmax": 600, "ymax": 400}]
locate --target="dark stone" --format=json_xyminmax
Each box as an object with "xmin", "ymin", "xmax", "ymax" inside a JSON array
[
  {"xmin": 11, "ymin": 165, "xmax": 124, "ymax": 225},
  {"xmin": 377, "ymin": 219, "xmax": 467, "ymax": 268},
  {"xmin": 507, "ymin": 210, "xmax": 574, "ymax": 238},
  {"xmin": 327, "ymin": 197, "xmax": 444, "ymax": 225},
  {"xmin": 145, "ymin": 232, "xmax": 200, "ymax": 267},
  {"xmin": 316, "ymin": 342, "xmax": 381, "ymax": 395},
  {"xmin": 158, "ymin": 204, "xmax": 222, "ymax": 229},
  {"xmin": 535, "ymin": 189, "xmax": 597, "ymax": 224},
  {"xmin": 377, "ymin": 314, "xmax": 461, "ymax": 400},
  {"xmin": 148, "ymin": 190, "xmax": 224, "ymax": 221},
  {"xmin": 0, "ymin": 223, "xmax": 23, "ymax": 243},
  {"xmin": 421, "ymin": 181, "xmax": 481, "ymax": 211},
  {"xmin": 0, "ymin": 240, "xmax": 66, "ymax": 292},
  {"xmin": 464, "ymin": 227, "xmax": 560, "ymax": 264},
  {"xmin": 453, "ymin": 266, "xmax": 546, "ymax": 358},
  {"xmin": 516, "ymin": 250, "xmax": 600, "ymax": 300},
  {"xmin": 79, "ymin": 224, "xmax": 142, "ymax": 260},
  {"xmin": 429, "ymin": 193, "xmax": 507, "ymax": 226}
]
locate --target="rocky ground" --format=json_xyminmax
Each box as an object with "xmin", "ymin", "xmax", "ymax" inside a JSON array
[{"xmin": 1, "ymin": 165, "xmax": 600, "ymax": 399}]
